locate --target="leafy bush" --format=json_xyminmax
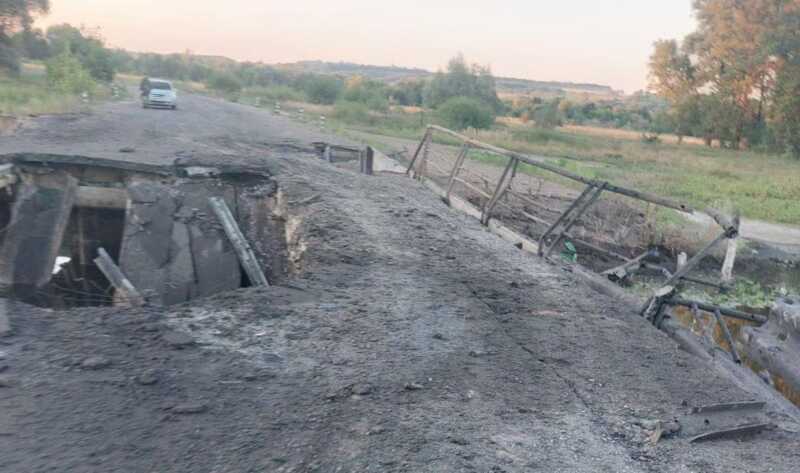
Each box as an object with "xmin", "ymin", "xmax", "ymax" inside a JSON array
[
  {"xmin": 332, "ymin": 100, "xmax": 373, "ymax": 125},
  {"xmin": 0, "ymin": 44, "xmax": 20, "ymax": 76},
  {"xmin": 532, "ymin": 101, "xmax": 563, "ymax": 129},
  {"xmin": 303, "ymin": 76, "xmax": 343, "ymax": 105},
  {"xmin": 436, "ymin": 96, "xmax": 495, "ymax": 130},
  {"xmin": 208, "ymin": 73, "xmax": 243, "ymax": 95},
  {"xmin": 45, "ymin": 50, "xmax": 95, "ymax": 94},
  {"xmin": 342, "ymin": 76, "xmax": 389, "ymax": 111}
]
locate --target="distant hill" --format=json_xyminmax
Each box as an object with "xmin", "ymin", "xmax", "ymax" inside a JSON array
[
  {"xmin": 275, "ymin": 60, "xmax": 428, "ymax": 82},
  {"xmin": 275, "ymin": 60, "xmax": 619, "ymax": 97}
]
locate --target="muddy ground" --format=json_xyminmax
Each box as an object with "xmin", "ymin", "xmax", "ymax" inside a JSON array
[{"xmin": 1, "ymin": 94, "xmax": 799, "ymax": 472}]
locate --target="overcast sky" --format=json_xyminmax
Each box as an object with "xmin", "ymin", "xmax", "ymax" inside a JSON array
[{"xmin": 37, "ymin": 0, "xmax": 697, "ymax": 93}]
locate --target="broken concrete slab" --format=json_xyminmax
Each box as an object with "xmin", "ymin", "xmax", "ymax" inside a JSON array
[
  {"xmin": 119, "ymin": 181, "xmax": 177, "ymax": 304},
  {"xmin": 0, "ymin": 171, "xmax": 78, "ymax": 298},
  {"xmin": 163, "ymin": 221, "xmax": 196, "ymax": 306},
  {"xmin": 175, "ymin": 180, "xmax": 241, "ymax": 298},
  {"xmin": 740, "ymin": 298, "xmax": 800, "ymax": 398},
  {"xmin": 119, "ymin": 179, "xmax": 245, "ymax": 305}
]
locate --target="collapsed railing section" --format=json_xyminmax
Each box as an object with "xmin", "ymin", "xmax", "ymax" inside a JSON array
[{"xmin": 405, "ymin": 125, "xmax": 762, "ymax": 361}]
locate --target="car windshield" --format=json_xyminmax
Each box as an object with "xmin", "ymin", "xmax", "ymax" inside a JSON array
[{"xmin": 150, "ymin": 81, "xmax": 171, "ymax": 90}]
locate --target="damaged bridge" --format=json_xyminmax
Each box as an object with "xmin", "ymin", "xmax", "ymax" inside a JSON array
[{"xmin": 0, "ymin": 154, "xmax": 289, "ymax": 308}]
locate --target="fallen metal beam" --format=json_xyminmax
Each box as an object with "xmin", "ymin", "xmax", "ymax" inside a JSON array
[
  {"xmin": 688, "ymin": 423, "xmax": 773, "ymax": 443},
  {"xmin": 602, "ymin": 248, "xmax": 657, "ymax": 281},
  {"xmin": 208, "ymin": 197, "xmax": 270, "ymax": 287},
  {"xmin": 94, "ymin": 247, "xmax": 145, "ymax": 307},
  {"xmin": 668, "ymin": 298, "xmax": 767, "ymax": 324}
]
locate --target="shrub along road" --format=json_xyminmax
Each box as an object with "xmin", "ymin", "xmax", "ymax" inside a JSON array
[{"xmin": 0, "ymin": 93, "xmax": 798, "ymax": 472}]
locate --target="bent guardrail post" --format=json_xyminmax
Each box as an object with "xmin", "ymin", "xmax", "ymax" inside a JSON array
[
  {"xmin": 537, "ymin": 184, "xmax": 596, "ymax": 257},
  {"xmin": 406, "ymin": 128, "xmax": 431, "ymax": 178},
  {"xmin": 481, "ymin": 156, "xmax": 518, "ymax": 225},
  {"xmin": 445, "ymin": 143, "xmax": 470, "ymax": 204},
  {"xmin": 713, "ymin": 307, "xmax": 742, "ymax": 364},
  {"xmin": 545, "ymin": 182, "xmax": 607, "ymax": 258}
]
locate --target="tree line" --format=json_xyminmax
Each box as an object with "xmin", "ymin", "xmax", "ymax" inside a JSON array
[{"xmin": 649, "ymin": 0, "xmax": 800, "ymax": 157}]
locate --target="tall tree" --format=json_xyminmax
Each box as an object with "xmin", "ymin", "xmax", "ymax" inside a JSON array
[
  {"xmin": 0, "ymin": 0, "xmax": 49, "ymax": 74},
  {"xmin": 689, "ymin": 0, "xmax": 782, "ymax": 147},
  {"xmin": 648, "ymin": 39, "xmax": 703, "ymax": 142},
  {"xmin": 648, "ymin": 39, "xmax": 700, "ymax": 103},
  {"xmin": 424, "ymin": 54, "xmax": 502, "ymax": 112},
  {"xmin": 649, "ymin": 0, "xmax": 800, "ymax": 153}
]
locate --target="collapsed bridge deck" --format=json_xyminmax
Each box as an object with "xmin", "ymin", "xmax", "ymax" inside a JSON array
[{"xmin": 0, "ymin": 153, "xmax": 289, "ymax": 308}]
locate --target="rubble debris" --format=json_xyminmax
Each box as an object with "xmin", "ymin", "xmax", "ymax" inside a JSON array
[
  {"xmin": 81, "ymin": 356, "xmax": 112, "ymax": 370},
  {"xmin": 162, "ymin": 331, "xmax": 195, "ymax": 349},
  {"xmin": 171, "ymin": 402, "xmax": 208, "ymax": 414},
  {"xmin": 135, "ymin": 370, "xmax": 159, "ymax": 386},
  {"xmin": 351, "ymin": 383, "xmax": 374, "ymax": 396}
]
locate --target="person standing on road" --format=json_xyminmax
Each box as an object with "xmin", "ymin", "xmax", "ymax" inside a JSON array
[{"xmin": 139, "ymin": 78, "xmax": 150, "ymax": 97}]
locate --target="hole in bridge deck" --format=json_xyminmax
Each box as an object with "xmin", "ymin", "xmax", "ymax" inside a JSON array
[{"xmin": 0, "ymin": 155, "xmax": 291, "ymax": 309}]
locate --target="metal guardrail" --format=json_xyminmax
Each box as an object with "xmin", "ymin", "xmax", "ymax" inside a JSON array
[{"xmin": 405, "ymin": 125, "xmax": 760, "ymax": 358}]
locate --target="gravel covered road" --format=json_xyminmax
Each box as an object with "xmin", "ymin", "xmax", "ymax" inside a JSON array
[{"xmin": 0, "ymin": 95, "xmax": 798, "ymax": 472}]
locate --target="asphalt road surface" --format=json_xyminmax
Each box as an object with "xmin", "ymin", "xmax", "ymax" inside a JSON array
[{"xmin": 0, "ymin": 94, "xmax": 798, "ymax": 472}]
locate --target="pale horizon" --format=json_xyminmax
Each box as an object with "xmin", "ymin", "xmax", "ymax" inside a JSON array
[{"xmin": 35, "ymin": 0, "xmax": 697, "ymax": 93}]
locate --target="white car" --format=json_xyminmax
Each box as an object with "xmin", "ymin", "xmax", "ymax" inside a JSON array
[{"xmin": 141, "ymin": 78, "xmax": 178, "ymax": 109}]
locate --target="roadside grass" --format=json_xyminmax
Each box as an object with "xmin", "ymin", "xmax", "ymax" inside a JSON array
[
  {"xmin": 2, "ymin": 63, "xmax": 126, "ymax": 116},
  {"xmin": 1, "ymin": 63, "xmax": 84, "ymax": 116},
  {"xmin": 0, "ymin": 76, "xmax": 83, "ymax": 116}
]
